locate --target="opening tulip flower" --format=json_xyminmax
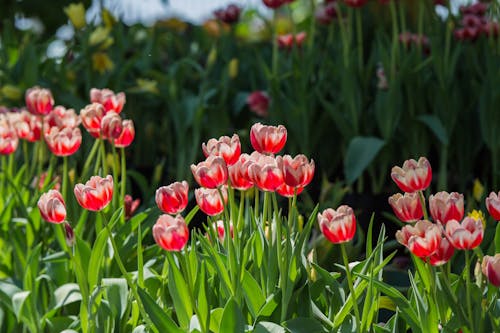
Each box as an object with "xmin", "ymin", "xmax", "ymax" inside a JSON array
[
  {"xmin": 74, "ymin": 175, "xmax": 113, "ymax": 211},
  {"xmin": 388, "ymin": 192, "xmax": 423, "ymax": 223},
  {"xmin": 211, "ymin": 220, "xmax": 234, "ymax": 242},
  {"xmin": 278, "ymin": 154, "xmax": 315, "ymax": 188},
  {"xmin": 37, "ymin": 189, "xmax": 66, "ymax": 224},
  {"xmin": 44, "ymin": 126, "xmax": 82, "ymax": 156},
  {"xmin": 428, "ymin": 237, "xmax": 455, "ymax": 266},
  {"xmin": 44, "ymin": 106, "xmax": 80, "ymax": 130},
  {"xmin": 391, "ymin": 157, "xmax": 432, "ymax": 193},
  {"xmin": 485, "ymin": 191, "xmax": 500, "ymax": 221},
  {"xmin": 155, "ymin": 181, "xmax": 189, "ymax": 215},
  {"xmin": 444, "ymin": 217, "xmax": 483, "ymax": 250},
  {"xmin": 482, "ymin": 254, "xmax": 500, "ymax": 287},
  {"xmin": 195, "ymin": 186, "xmax": 228, "ymax": 216},
  {"xmin": 11, "ymin": 110, "xmax": 42, "ymax": 142},
  {"xmin": 80, "ymin": 103, "xmax": 105, "ymax": 137},
  {"xmin": 202, "ymin": 134, "xmax": 241, "ymax": 166},
  {"xmin": 90, "ymin": 88, "xmax": 126, "ymax": 114},
  {"xmin": 100, "ymin": 111, "xmax": 123, "ymax": 140},
  {"xmin": 114, "ymin": 119, "xmax": 135, "ymax": 147},
  {"xmin": 318, "ymin": 205, "xmax": 357, "ymax": 244},
  {"xmin": 153, "ymin": 214, "xmax": 189, "ymax": 251},
  {"xmin": 228, "ymin": 153, "xmax": 254, "ymax": 190},
  {"xmin": 25, "ymin": 86, "xmax": 54, "ymax": 116},
  {"xmin": 247, "ymin": 91, "xmax": 269, "ymax": 118},
  {"xmin": 247, "ymin": 152, "xmax": 284, "ymax": 192},
  {"xmin": 429, "ymin": 191, "xmax": 464, "ymax": 224},
  {"xmin": 191, "ymin": 156, "xmax": 228, "ymax": 189},
  {"xmin": 250, "ymin": 122, "xmax": 287, "ymax": 155},
  {"xmin": 396, "ymin": 220, "xmax": 441, "ymax": 258}
]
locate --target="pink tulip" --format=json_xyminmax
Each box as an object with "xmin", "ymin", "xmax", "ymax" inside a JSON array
[
  {"xmin": 276, "ymin": 183, "xmax": 304, "ymax": 198},
  {"xmin": 74, "ymin": 175, "xmax": 113, "ymax": 211},
  {"xmin": 388, "ymin": 192, "xmax": 423, "ymax": 223},
  {"xmin": 25, "ymin": 86, "xmax": 54, "ymax": 116},
  {"xmin": 37, "ymin": 189, "xmax": 66, "ymax": 224},
  {"xmin": 191, "ymin": 156, "xmax": 228, "ymax": 189},
  {"xmin": 11, "ymin": 110, "xmax": 42, "ymax": 142},
  {"xmin": 153, "ymin": 214, "xmax": 189, "ymax": 251},
  {"xmin": 396, "ymin": 220, "xmax": 441, "ymax": 258},
  {"xmin": 429, "ymin": 191, "xmax": 464, "ymax": 223},
  {"xmin": 445, "ymin": 217, "xmax": 483, "ymax": 250},
  {"xmin": 202, "ymin": 134, "xmax": 241, "ymax": 166},
  {"xmin": 429, "ymin": 237, "xmax": 454, "ymax": 266},
  {"xmin": 486, "ymin": 191, "xmax": 500, "ymax": 221},
  {"xmin": 124, "ymin": 195, "xmax": 140, "ymax": 220},
  {"xmin": 247, "ymin": 91, "xmax": 270, "ymax": 118},
  {"xmin": 250, "ymin": 122, "xmax": 287, "ymax": 155},
  {"xmin": 155, "ymin": 181, "xmax": 189, "ymax": 215},
  {"xmin": 247, "ymin": 153, "xmax": 284, "ymax": 192},
  {"xmin": 278, "ymin": 154, "xmax": 315, "ymax": 188},
  {"xmin": 391, "ymin": 157, "xmax": 432, "ymax": 193},
  {"xmin": 195, "ymin": 187, "xmax": 227, "ymax": 216},
  {"xmin": 100, "ymin": 111, "xmax": 123, "ymax": 140},
  {"xmin": 44, "ymin": 106, "xmax": 80, "ymax": 130},
  {"xmin": 114, "ymin": 119, "xmax": 135, "ymax": 148},
  {"xmin": 318, "ymin": 205, "xmax": 357, "ymax": 244},
  {"xmin": 482, "ymin": 254, "xmax": 500, "ymax": 287},
  {"xmin": 80, "ymin": 103, "xmax": 105, "ymax": 137},
  {"xmin": 211, "ymin": 220, "xmax": 234, "ymax": 242},
  {"xmin": 228, "ymin": 154, "xmax": 254, "ymax": 190},
  {"xmin": 44, "ymin": 127, "xmax": 82, "ymax": 156},
  {"xmin": 90, "ymin": 88, "xmax": 126, "ymax": 114}
]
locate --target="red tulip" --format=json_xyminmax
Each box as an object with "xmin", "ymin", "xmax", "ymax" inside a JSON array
[
  {"xmin": 114, "ymin": 119, "xmax": 135, "ymax": 148},
  {"xmin": 250, "ymin": 122, "xmax": 287, "ymax": 154},
  {"xmin": 276, "ymin": 183, "xmax": 304, "ymax": 198},
  {"xmin": 191, "ymin": 156, "xmax": 228, "ymax": 189},
  {"xmin": 44, "ymin": 127, "xmax": 82, "ymax": 156},
  {"xmin": 11, "ymin": 110, "xmax": 42, "ymax": 142},
  {"xmin": 155, "ymin": 181, "xmax": 189, "ymax": 215},
  {"xmin": 25, "ymin": 86, "xmax": 54, "ymax": 116},
  {"xmin": 44, "ymin": 106, "xmax": 81, "ymax": 130},
  {"xmin": 278, "ymin": 154, "xmax": 315, "ymax": 188},
  {"xmin": 396, "ymin": 220, "xmax": 441, "ymax": 258},
  {"xmin": 482, "ymin": 254, "xmax": 500, "ymax": 287},
  {"xmin": 391, "ymin": 157, "xmax": 432, "ymax": 193},
  {"xmin": 37, "ymin": 189, "xmax": 66, "ymax": 224},
  {"xmin": 214, "ymin": 4, "xmax": 241, "ymax": 24},
  {"xmin": 74, "ymin": 175, "xmax": 113, "ymax": 211},
  {"xmin": 80, "ymin": 103, "xmax": 105, "ymax": 137},
  {"xmin": 428, "ymin": 237, "xmax": 454, "ymax": 266},
  {"xmin": 318, "ymin": 205, "xmax": 357, "ymax": 244},
  {"xmin": 153, "ymin": 214, "xmax": 189, "ymax": 252},
  {"xmin": 388, "ymin": 192, "xmax": 423, "ymax": 223},
  {"xmin": 202, "ymin": 134, "xmax": 241, "ymax": 166},
  {"xmin": 195, "ymin": 187, "xmax": 227, "ymax": 216},
  {"xmin": 485, "ymin": 191, "xmax": 500, "ymax": 221},
  {"xmin": 263, "ymin": 0, "xmax": 284, "ymax": 9},
  {"xmin": 429, "ymin": 191, "xmax": 464, "ymax": 224},
  {"xmin": 124, "ymin": 194, "xmax": 140, "ymax": 220},
  {"xmin": 90, "ymin": 88, "xmax": 126, "ymax": 114},
  {"xmin": 100, "ymin": 111, "xmax": 123, "ymax": 140},
  {"xmin": 64, "ymin": 222, "xmax": 75, "ymax": 247},
  {"xmin": 228, "ymin": 153, "xmax": 254, "ymax": 190},
  {"xmin": 248, "ymin": 153, "xmax": 284, "ymax": 192},
  {"xmin": 445, "ymin": 217, "xmax": 483, "ymax": 250},
  {"xmin": 247, "ymin": 91, "xmax": 270, "ymax": 118}
]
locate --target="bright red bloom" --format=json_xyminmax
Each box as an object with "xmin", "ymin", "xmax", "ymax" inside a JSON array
[
  {"xmin": 153, "ymin": 214, "xmax": 189, "ymax": 252},
  {"xmin": 396, "ymin": 220, "xmax": 441, "ymax": 258},
  {"xmin": 485, "ymin": 191, "xmax": 500, "ymax": 221},
  {"xmin": 276, "ymin": 183, "xmax": 304, "ymax": 198},
  {"xmin": 100, "ymin": 111, "xmax": 123, "ymax": 140},
  {"xmin": 114, "ymin": 119, "xmax": 135, "ymax": 148},
  {"xmin": 445, "ymin": 217, "xmax": 483, "ymax": 250},
  {"xmin": 195, "ymin": 186, "xmax": 228, "ymax": 216},
  {"xmin": 155, "ymin": 181, "xmax": 189, "ymax": 215},
  {"xmin": 44, "ymin": 127, "xmax": 82, "ymax": 156},
  {"xmin": 429, "ymin": 237, "xmax": 455, "ymax": 266},
  {"xmin": 228, "ymin": 153, "xmax": 254, "ymax": 190},
  {"xmin": 278, "ymin": 154, "xmax": 315, "ymax": 188},
  {"xmin": 250, "ymin": 122, "xmax": 287, "ymax": 154},
  {"xmin": 391, "ymin": 157, "xmax": 432, "ymax": 193},
  {"xmin": 90, "ymin": 88, "xmax": 126, "ymax": 114},
  {"xmin": 277, "ymin": 32, "xmax": 307, "ymax": 50},
  {"xmin": 80, "ymin": 103, "xmax": 105, "ymax": 137},
  {"xmin": 482, "ymin": 254, "xmax": 500, "ymax": 287},
  {"xmin": 318, "ymin": 205, "xmax": 357, "ymax": 244},
  {"xmin": 124, "ymin": 194, "xmax": 140, "ymax": 220},
  {"xmin": 247, "ymin": 91, "xmax": 270, "ymax": 118},
  {"xmin": 37, "ymin": 189, "xmax": 66, "ymax": 224},
  {"xmin": 214, "ymin": 4, "xmax": 241, "ymax": 24},
  {"xmin": 388, "ymin": 192, "xmax": 423, "ymax": 223},
  {"xmin": 202, "ymin": 134, "xmax": 241, "ymax": 166},
  {"xmin": 247, "ymin": 153, "xmax": 284, "ymax": 192},
  {"xmin": 429, "ymin": 191, "xmax": 464, "ymax": 223},
  {"xmin": 25, "ymin": 86, "xmax": 54, "ymax": 116},
  {"xmin": 74, "ymin": 175, "xmax": 113, "ymax": 211},
  {"xmin": 191, "ymin": 156, "xmax": 228, "ymax": 188}
]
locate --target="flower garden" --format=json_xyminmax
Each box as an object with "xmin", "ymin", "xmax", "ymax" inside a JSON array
[{"xmin": 0, "ymin": 0, "xmax": 500, "ymax": 332}]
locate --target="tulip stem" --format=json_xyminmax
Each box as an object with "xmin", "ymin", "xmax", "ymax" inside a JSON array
[
  {"xmin": 62, "ymin": 156, "xmax": 68, "ymax": 201},
  {"xmin": 81, "ymin": 139, "xmax": 101, "ymax": 179},
  {"xmin": 120, "ymin": 147, "xmax": 127, "ymax": 223},
  {"xmin": 111, "ymin": 144, "xmax": 119, "ymax": 210},
  {"xmin": 418, "ymin": 191, "xmax": 429, "ymax": 221},
  {"xmin": 100, "ymin": 212, "xmax": 155, "ymax": 331},
  {"xmin": 464, "ymin": 250, "xmax": 474, "ymax": 330},
  {"xmin": 100, "ymin": 139, "xmax": 108, "ymax": 176},
  {"xmin": 340, "ymin": 243, "xmax": 361, "ymax": 330}
]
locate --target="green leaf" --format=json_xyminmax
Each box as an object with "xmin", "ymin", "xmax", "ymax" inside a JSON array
[
  {"xmin": 103, "ymin": 278, "xmax": 128, "ymax": 319},
  {"xmin": 208, "ymin": 308, "xmax": 224, "ymax": 333},
  {"xmin": 257, "ymin": 293, "xmax": 280, "ymax": 318},
  {"xmin": 0, "ymin": 281, "xmax": 22, "ymax": 312},
  {"xmin": 136, "ymin": 287, "xmax": 183, "ymax": 333},
  {"xmin": 284, "ymin": 317, "xmax": 325, "ymax": 333},
  {"xmin": 220, "ymin": 297, "xmax": 245, "ymax": 333},
  {"xmin": 12, "ymin": 291, "xmax": 30, "ymax": 320},
  {"xmin": 88, "ymin": 228, "xmax": 109, "ymax": 289},
  {"xmin": 344, "ymin": 137, "xmax": 385, "ymax": 184},
  {"xmin": 53, "ymin": 283, "xmax": 82, "ymax": 309},
  {"xmin": 242, "ymin": 270, "xmax": 265, "ymax": 318},
  {"xmin": 253, "ymin": 321, "xmax": 286, "ymax": 333},
  {"xmin": 417, "ymin": 115, "xmax": 448, "ymax": 145},
  {"xmin": 495, "ymin": 223, "xmax": 500, "ymax": 253},
  {"xmin": 166, "ymin": 253, "xmax": 193, "ymax": 329}
]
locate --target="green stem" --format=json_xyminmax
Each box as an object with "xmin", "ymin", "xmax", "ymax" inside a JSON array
[
  {"xmin": 81, "ymin": 139, "xmax": 101, "ymax": 179},
  {"xmin": 464, "ymin": 250, "xmax": 474, "ymax": 330},
  {"xmin": 437, "ymin": 145, "xmax": 448, "ymax": 191},
  {"xmin": 137, "ymin": 218, "xmax": 144, "ymax": 288},
  {"xmin": 62, "ymin": 156, "xmax": 68, "ymax": 201},
  {"xmin": 111, "ymin": 144, "xmax": 119, "ymax": 210},
  {"xmin": 418, "ymin": 190, "xmax": 429, "ymax": 221},
  {"xmin": 355, "ymin": 9, "xmax": 363, "ymax": 70},
  {"xmin": 99, "ymin": 139, "xmax": 108, "ymax": 176},
  {"xmin": 120, "ymin": 147, "xmax": 127, "ymax": 223},
  {"xmin": 341, "ymin": 243, "xmax": 361, "ymax": 330}
]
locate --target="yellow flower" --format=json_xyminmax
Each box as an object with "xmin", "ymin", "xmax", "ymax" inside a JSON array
[
  {"xmin": 473, "ymin": 179, "xmax": 484, "ymax": 202},
  {"xmin": 92, "ymin": 52, "xmax": 114, "ymax": 74},
  {"xmin": 228, "ymin": 58, "xmax": 238, "ymax": 79},
  {"xmin": 102, "ymin": 8, "xmax": 116, "ymax": 29},
  {"xmin": 64, "ymin": 3, "xmax": 86, "ymax": 30},
  {"xmin": 468, "ymin": 209, "xmax": 486, "ymax": 228},
  {"xmin": 1, "ymin": 85, "xmax": 22, "ymax": 100},
  {"xmin": 89, "ymin": 27, "xmax": 113, "ymax": 49}
]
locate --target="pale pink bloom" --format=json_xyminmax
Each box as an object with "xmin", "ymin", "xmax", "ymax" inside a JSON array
[
  {"xmin": 90, "ymin": 88, "xmax": 126, "ymax": 114},
  {"xmin": 80, "ymin": 103, "xmax": 105, "ymax": 137},
  {"xmin": 25, "ymin": 86, "xmax": 54, "ymax": 116},
  {"xmin": 202, "ymin": 134, "xmax": 241, "ymax": 166},
  {"xmin": 37, "ymin": 189, "xmax": 66, "ymax": 224},
  {"xmin": 396, "ymin": 220, "xmax": 441, "ymax": 258},
  {"xmin": 228, "ymin": 153, "xmax": 254, "ymax": 190},
  {"xmin": 485, "ymin": 191, "xmax": 500, "ymax": 221},
  {"xmin": 429, "ymin": 191, "xmax": 464, "ymax": 223},
  {"xmin": 155, "ymin": 181, "xmax": 189, "ymax": 215},
  {"xmin": 250, "ymin": 122, "xmax": 287, "ymax": 154},
  {"xmin": 74, "ymin": 175, "xmax": 114, "ymax": 211},
  {"xmin": 100, "ymin": 111, "xmax": 123, "ymax": 140},
  {"xmin": 445, "ymin": 217, "xmax": 483, "ymax": 250},
  {"xmin": 388, "ymin": 192, "xmax": 423, "ymax": 223},
  {"xmin": 195, "ymin": 186, "xmax": 228, "ymax": 216},
  {"xmin": 44, "ymin": 127, "xmax": 82, "ymax": 156},
  {"xmin": 211, "ymin": 220, "xmax": 234, "ymax": 242},
  {"xmin": 482, "ymin": 254, "xmax": 500, "ymax": 287},
  {"xmin": 191, "ymin": 156, "xmax": 228, "ymax": 189},
  {"xmin": 44, "ymin": 106, "xmax": 81, "ymax": 130},
  {"xmin": 318, "ymin": 205, "xmax": 357, "ymax": 244},
  {"xmin": 247, "ymin": 153, "xmax": 284, "ymax": 192},
  {"xmin": 391, "ymin": 157, "xmax": 432, "ymax": 193},
  {"xmin": 153, "ymin": 214, "xmax": 189, "ymax": 251},
  {"xmin": 278, "ymin": 154, "xmax": 315, "ymax": 188},
  {"xmin": 114, "ymin": 119, "xmax": 135, "ymax": 148}
]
